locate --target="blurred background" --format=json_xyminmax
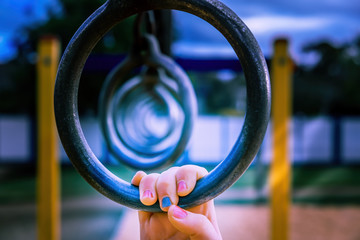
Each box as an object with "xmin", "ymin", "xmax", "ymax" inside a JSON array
[{"xmin": 0, "ymin": 0, "xmax": 359, "ymax": 239}]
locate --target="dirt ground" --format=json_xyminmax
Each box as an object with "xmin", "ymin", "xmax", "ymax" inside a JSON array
[
  {"xmin": 1, "ymin": 198, "xmax": 359, "ymax": 239},
  {"xmin": 113, "ymin": 204, "xmax": 360, "ymax": 240}
]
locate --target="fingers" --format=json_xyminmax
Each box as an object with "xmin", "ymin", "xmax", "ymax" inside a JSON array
[
  {"xmin": 131, "ymin": 165, "xmax": 209, "ymax": 211},
  {"xmin": 156, "ymin": 167, "xmax": 179, "ymax": 211},
  {"xmin": 156, "ymin": 165, "xmax": 208, "ymax": 211},
  {"xmin": 175, "ymin": 165, "xmax": 208, "ymax": 197},
  {"xmin": 131, "ymin": 171, "xmax": 146, "ymax": 186},
  {"xmin": 168, "ymin": 205, "xmax": 221, "ymax": 240},
  {"xmin": 132, "ymin": 171, "xmax": 159, "ymax": 206}
]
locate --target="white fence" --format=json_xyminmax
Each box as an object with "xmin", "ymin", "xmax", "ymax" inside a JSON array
[{"xmin": 1, "ymin": 115, "xmax": 360, "ymax": 165}]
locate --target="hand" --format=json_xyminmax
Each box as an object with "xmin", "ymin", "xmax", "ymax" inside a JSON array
[{"xmin": 131, "ymin": 165, "xmax": 222, "ymax": 240}]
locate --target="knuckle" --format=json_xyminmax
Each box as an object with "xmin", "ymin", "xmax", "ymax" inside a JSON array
[
  {"xmin": 156, "ymin": 180, "xmax": 170, "ymax": 190},
  {"xmin": 140, "ymin": 173, "xmax": 158, "ymax": 185}
]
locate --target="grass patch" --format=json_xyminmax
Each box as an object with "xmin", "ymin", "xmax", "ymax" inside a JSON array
[{"xmin": 1, "ymin": 164, "xmax": 359, "ymax": 205}]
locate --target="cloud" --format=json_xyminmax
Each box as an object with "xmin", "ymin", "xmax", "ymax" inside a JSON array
[
  {"xmin": 172, "ymin": 42, "xmax": 236, "ymax": 59},
  {"xmin": 223, "ymin": 0, "xmax": 360, "ymax": 18},
  {"xmin": 172, "ymin": 0, "xmax": 360, "ymax": 63},
  {"xmin": 243, "ymin": 16, "xmax": 333, "ymax": 35}
]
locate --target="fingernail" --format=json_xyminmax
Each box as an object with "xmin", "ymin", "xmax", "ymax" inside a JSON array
[
  {"xmin": 161, "ymin": 196, "xmax": 171, "ymax": 208},
  {"xmin": 173, "ymin": 206, "xmax": 187, "ymax": 219},
  {"xmin": 143, "ymin": 190, "xmax": 153, "ymax": 199},
  {"xmin": 177, "ymin": 180, "xmax": 187, "ymax": 193}
]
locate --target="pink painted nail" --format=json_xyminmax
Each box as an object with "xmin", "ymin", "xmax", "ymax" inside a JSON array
[
  {"xmin": 143, "ymin": 190, "xmax": 153, "ymax": 199},
  {"xmin": 173, "ymin": 206, "xmax": 187, "ymax": 219},
  {"xmin": 177, "ymin": 180, "xmax": 187, "ymax": 193}
]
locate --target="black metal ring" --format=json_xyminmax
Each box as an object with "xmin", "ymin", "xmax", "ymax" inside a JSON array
[
  {"xmin": 99, "ymin": 35, "xmax": 196, "ymax": 169},
  {"xmin": 54, "ymin": 0, "xmax": 271, "ymax": 212}
]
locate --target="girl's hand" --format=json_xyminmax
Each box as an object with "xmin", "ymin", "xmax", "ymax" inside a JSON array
[{"xmin": 131, "ymin": 165, "xmax": 222, "ymax": 240}]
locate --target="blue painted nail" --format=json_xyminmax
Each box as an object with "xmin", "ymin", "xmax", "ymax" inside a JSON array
[{"xmin": 161, "ymin": 197, "xmax": 171, "ymax": 208}]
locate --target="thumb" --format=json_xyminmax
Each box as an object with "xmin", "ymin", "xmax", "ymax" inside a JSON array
[{"xmin": 168, "ymin": 205, "xmax": 220, "ymax": 240}]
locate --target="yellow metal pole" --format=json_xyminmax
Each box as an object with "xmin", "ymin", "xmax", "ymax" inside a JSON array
[
  {"xmin": 37, "ymin": 36, "xmax": 61, "ymax": 240},
  {"xmin": 269, "ymin": 38, "xmax": 292, "ymax": 240}
]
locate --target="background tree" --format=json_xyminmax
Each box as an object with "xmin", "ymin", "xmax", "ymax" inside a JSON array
[
  {"xmin": 293, "ymin": 36, "xmax": 360, "ymax": 116},
  {"xmin": 0, "ymin": 0, "xmax": 134, "ymax": 115}
]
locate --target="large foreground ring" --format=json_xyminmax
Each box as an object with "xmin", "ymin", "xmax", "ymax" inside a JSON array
[{"xmin": 54, "ymin": 0, "xmax": 271, "ymax": 212}]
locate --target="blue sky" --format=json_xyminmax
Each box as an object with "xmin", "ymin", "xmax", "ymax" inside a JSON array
[
  {"xmin": 172, "ymin": 0, "xmax": 360, "ymax": 63},
  {"xmin": 0, "ymin": 0, "xmax": 60, "ymax": 63},
  {"xmin": 0, "ymin": 0, "xmax": 359, "ymax": 64}
]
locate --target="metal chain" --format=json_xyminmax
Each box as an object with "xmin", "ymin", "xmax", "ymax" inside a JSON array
[{"xmin": 133, "ymin": 11, "xmax": 157, "ymax": 52}]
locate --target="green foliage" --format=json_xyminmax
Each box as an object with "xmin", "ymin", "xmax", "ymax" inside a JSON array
[
  {"xmin": 197, "ymin": 72, "xmax": 246, "ymax": 115},
  {"xmin": 293, "ymin": 36, "xmax": 360, "ymax": 116},
  {"xmin": 24, "ymin": 0, "xmax": 134, "ymax": 55},
  {"xmin": 0, "ymin": 0, "xmax": 134, "ymax": 114}
]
